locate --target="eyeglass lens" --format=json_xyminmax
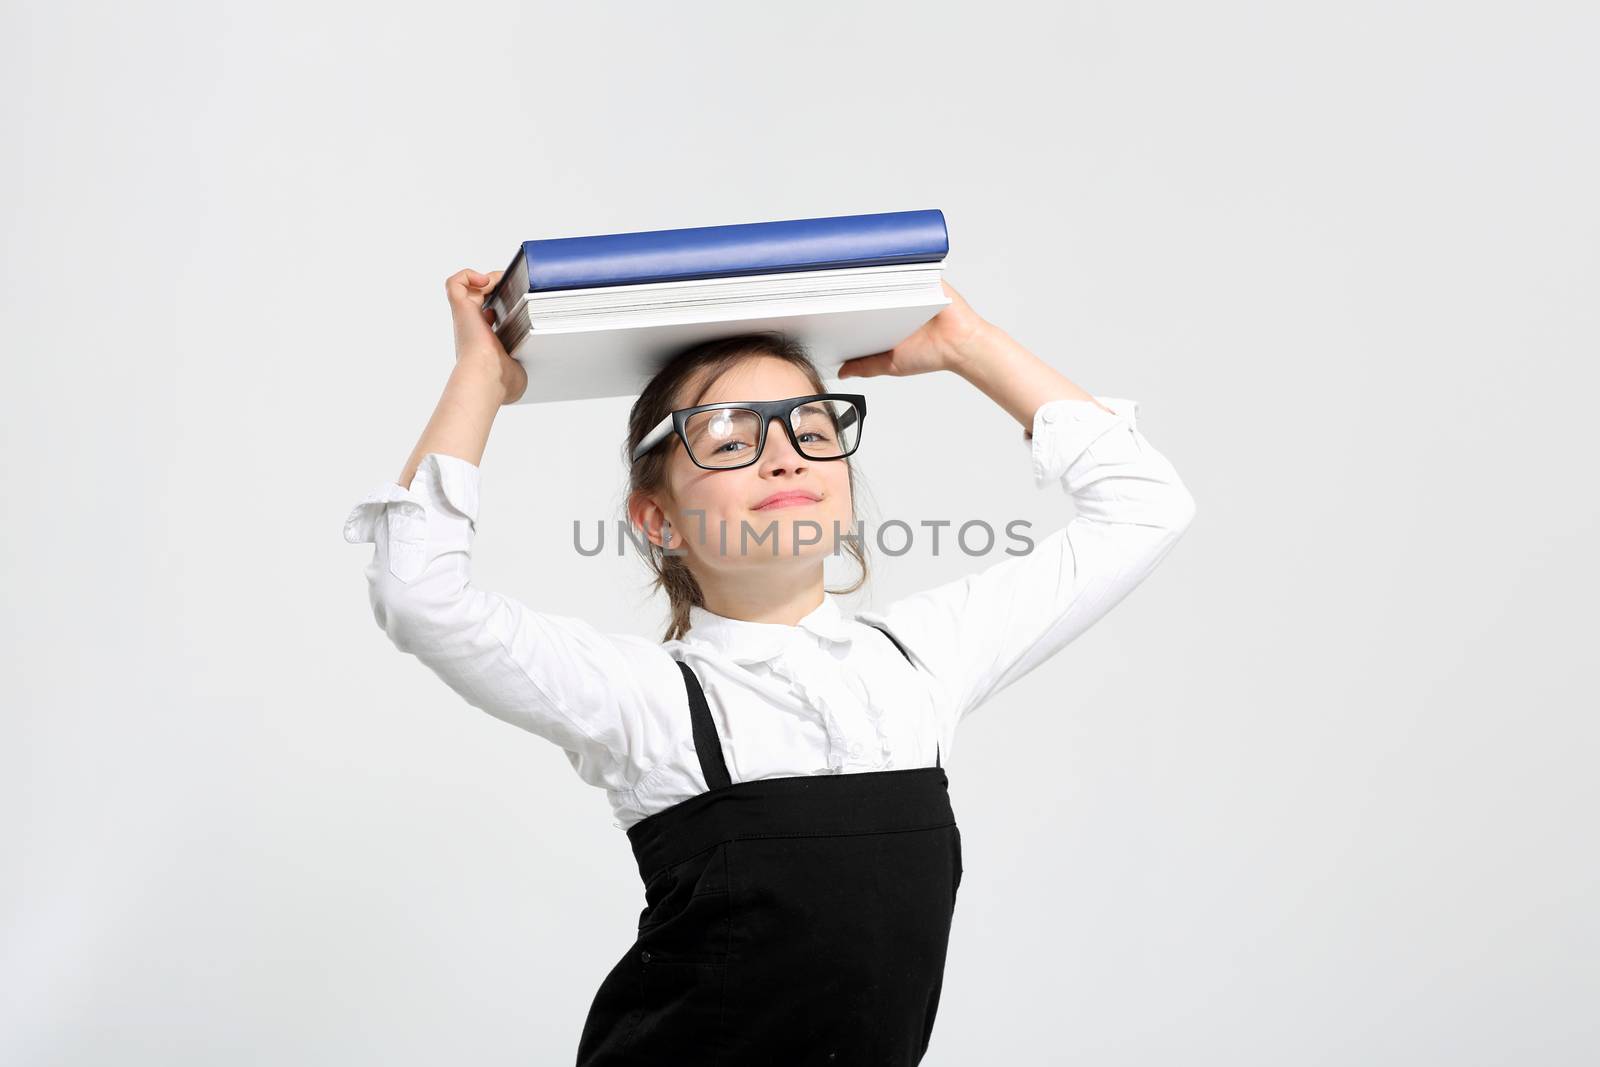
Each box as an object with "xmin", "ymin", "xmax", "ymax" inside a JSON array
[{"xmin": 682, "ymin": 399, "xmax": 862, "ymax": 468}]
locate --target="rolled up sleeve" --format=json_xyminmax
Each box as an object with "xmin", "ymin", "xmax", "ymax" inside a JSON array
[{"xmin": 342, "ymin": 453, "xmax": 480, "ymax": 583}]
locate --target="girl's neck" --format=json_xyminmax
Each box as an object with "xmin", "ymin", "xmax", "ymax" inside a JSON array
[{"xmin": 697, "ymin": 567, "xmax": 827, "ymax": 627}]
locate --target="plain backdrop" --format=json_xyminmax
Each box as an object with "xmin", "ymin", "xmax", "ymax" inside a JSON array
[{"xmin": 4, "ymin": 2, "xmax": 1596, "ymax": 1064}]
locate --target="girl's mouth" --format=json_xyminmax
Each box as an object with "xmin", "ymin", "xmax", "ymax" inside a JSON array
[{"xmin": 753, "ymin": 492, "xmax": 821, "ymax": 511}]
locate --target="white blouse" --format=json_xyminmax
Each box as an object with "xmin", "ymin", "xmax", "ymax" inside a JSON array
[{"xmin": 342, "ymin": 395, "xmax": 1196, "ymax": 830}]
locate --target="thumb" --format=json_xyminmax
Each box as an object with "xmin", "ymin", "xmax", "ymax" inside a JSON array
[{"xmin": 838, "ymin": 351, "xmax": 894, "ymax": 379}]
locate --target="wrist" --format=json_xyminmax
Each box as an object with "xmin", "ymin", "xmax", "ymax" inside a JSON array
[
  {"xmin": 452, "ymin": 354, "xmax": 510, "ymax": 404},
  {"xmin": 946, "ymin": 319, "xmax": 1009, "ymax": 378}
]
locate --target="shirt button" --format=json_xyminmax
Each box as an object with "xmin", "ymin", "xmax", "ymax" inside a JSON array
[
  {"xmin": 640, "ymin": 950, "xmax": 653, "ymax": 962},
  {"xmin": 849, "ymin": 742, "xmax": 862, "ymax": 758}
]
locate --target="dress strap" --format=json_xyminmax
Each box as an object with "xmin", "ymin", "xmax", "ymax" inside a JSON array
[
  {"xmin": 869, "ymin": 622, "xmax": 915, "ymax": 666},
  {"xmin": 866, "ymin": 623, "xmax": 940, "ymax": 769},
  {"xmin": 675, "ymin": 658, "xmax": 732, "ymax": 791}
]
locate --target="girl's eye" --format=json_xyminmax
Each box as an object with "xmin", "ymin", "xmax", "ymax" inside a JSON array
[
  {"xmin": 799, "ymin": 430, "xmax": 833, "ymax": 444},
  {"xmin": 713, "ymin": 440, "xmax": 749, "ymax": 453}
]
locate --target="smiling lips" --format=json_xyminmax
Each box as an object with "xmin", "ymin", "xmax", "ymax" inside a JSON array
[{"xmin": 753, "ymin": 491, "xmax": 822, "ymax": 511}]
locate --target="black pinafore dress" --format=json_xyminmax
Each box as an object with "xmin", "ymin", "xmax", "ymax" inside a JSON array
[{"xmin": 576, "ymin": 625, "xmax": 963, "ymax": 1066}]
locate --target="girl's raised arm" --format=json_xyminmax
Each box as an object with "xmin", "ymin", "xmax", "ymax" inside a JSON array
[
  {"xmin": 342, "ymin": 270, "xmax": 682, "ymax": 812},
  {"xmin": 396, "ymin": 268, "xmax": 526, "ymax": 488},
  {"xmin": 841, "ymin": 295, "xmax": 1197, "ymax": 731}
]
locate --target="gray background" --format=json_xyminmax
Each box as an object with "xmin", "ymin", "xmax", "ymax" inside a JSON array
[{"xmin": 5, "ymin": 2, "xmax": 1596, "ymax": 1063}]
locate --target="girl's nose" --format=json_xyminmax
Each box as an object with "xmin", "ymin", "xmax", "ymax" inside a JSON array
[{"xmin": 760, "ymin": 415, "xmax": 807, "ymax": 469}]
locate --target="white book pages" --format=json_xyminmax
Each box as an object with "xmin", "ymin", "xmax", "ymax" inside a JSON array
[
  {"xmin": 501, "ymin": 293, "xmax": 951, "ymax": 405},
  {"xmin": 490, "ymin": 263, "xmax": 944, "ymax": 349},
  {"xmin": 513, "ymin": 263, "xmax": 943, "ymax": 315}
]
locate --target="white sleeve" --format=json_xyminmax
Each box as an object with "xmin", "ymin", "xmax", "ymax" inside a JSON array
[
  {"xmin": 860, "ymin": 395, "xmax": 1197, "ymax": 727},
  {"xmin": 341, "ymin": 453, "xmax": 684, "ymax": 794}
]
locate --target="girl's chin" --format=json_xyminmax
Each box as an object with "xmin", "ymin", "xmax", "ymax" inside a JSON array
[{"xmin": 712, "ymin": 531, "xmax": 848, "ymax": 563}]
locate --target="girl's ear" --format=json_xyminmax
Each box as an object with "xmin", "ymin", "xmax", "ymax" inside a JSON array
[{"xmin": 627, "ymin": 490, "xmax": 670, "ymax": 549}]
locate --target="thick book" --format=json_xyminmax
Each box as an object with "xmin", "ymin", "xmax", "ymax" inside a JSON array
[
  {"xmin": 480, "ymin": 210, "xmax": 951, "ymax": 405},
  {"xmin": 483, "ymin": 208, "xmax": 947, "ymax": 324}
]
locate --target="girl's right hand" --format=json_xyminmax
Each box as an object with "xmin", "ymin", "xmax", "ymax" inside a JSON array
[{"xmin": 446, "ymin": 268, "xmax": 528, "ymax": 404}]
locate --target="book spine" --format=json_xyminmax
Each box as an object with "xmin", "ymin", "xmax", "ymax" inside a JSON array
[
  {"xmin": 523, "ymin": 209, "xmax": 948, "ymax": 293},
  {"xmin": 482, "ymin": 247, "xmax": 530, "ymax": 334}
]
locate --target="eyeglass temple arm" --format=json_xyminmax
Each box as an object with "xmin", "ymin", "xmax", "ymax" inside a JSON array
[{"xmin": 633, "ymin": 413, "xmax": 675, "ymax": 460}]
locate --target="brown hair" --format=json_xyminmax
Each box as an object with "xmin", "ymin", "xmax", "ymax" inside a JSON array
[{"xmin": 622, "ymin": 332, "xmax": 871, "ymax": 643}]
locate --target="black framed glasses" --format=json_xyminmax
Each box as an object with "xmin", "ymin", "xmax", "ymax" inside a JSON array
[{"xmin": 630, "ymin": 393, "xmax": 867, "ymax": 471}]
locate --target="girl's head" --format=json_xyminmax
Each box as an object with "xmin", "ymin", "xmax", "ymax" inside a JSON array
[{"xmin": 624, "ymin": 333, "xmax": 870, "ymax": 642}]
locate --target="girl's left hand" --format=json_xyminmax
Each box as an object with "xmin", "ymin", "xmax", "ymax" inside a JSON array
[{"xmin": 837, "ymin": 280, "xmax": 990, "ymax": 379}]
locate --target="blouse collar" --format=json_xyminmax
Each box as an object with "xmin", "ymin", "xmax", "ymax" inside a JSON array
[{"xmin": 684, "ymin": 592, "xmax": 857, "ymax": 664}]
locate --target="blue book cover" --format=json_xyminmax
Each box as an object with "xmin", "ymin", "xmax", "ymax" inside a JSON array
[{"xmin": 485, "ymin": 208, "xmax": 948, "ymax": 316}]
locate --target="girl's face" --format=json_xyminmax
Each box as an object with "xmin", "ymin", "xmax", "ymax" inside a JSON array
[{"xmin": 641, "ymin": 356, "xmax": 856, "ymax": 577}]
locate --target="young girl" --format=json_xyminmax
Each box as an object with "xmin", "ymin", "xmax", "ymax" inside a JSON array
[{"xmin": 343, "ymin": 267, "xmax": 1197, "ymax": 1065}]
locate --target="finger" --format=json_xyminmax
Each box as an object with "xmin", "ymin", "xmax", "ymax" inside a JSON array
[
  {"xmin": 838, "ymin": 352, "xmax": 894, "ymax": 379},
  {"xmin": 445, "ymin": 269, "xmax": 490, "ymax": 307},
  {"xmin": 477, "ymin": 270, "xmax": 505, "ymax": 308}
]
